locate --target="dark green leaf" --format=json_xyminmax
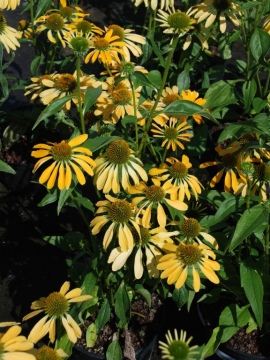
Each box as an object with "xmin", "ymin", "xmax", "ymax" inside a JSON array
[
  {"xmin": 0, "ymin": 160, "xmax": 16, "ymax": 174},
  {"xmin": 229, "ymin": 204, "xmax": 268, "ymax": 251},
  {"xmin": 96, "ymin": 299, "xmax": 111, "ymax": 333},
  {"xmin": 240, "ymin": 262, "xmax": 263, "ymax": 328},
  {"xmin": 204, "ymin": 80, "xmax": 237, "ymax": 110},
  {"xmin": 35, "ymin": 0, "xmax": 52, "ymax": 18},
  {"xmin": 115, "ymin": 282, "xmax": 130, "ymax": 328},
  {"xmin": 250, "ymin": 28, "xmax": 270, "ymax": 62},
  {"xmin": 242, "ymin": 80, "xmax": 257, "ymax": 113},
  {"xmin": 32, "ymin": 96, "xmax": 74, "ymax": 129},
  {"xmin": 86, "ymin": 323, "xmax": 97, "ymax": 347},
  {"xmin": 83, "ymin": 86, "xmax": 102, "ymax": 115},
  {"xmin": 133, "ymin": 71, "xmax": 157, "ymax": 90},
  {"xmin": 106, "ymin": 339, "xmax": 122, "ymax": 360},
  {"xmin": 177, "ymin": 70, "xmax": 190, "ymax": 92}
]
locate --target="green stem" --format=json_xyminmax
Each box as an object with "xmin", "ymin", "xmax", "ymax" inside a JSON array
[
  {"xmin": 138, "ymin": 34, "xmax": 179, "ymax": 156},
  {"xmin": 128, "ymin": 75, "xmax": 139, "ymax": 152},
  {"xmin": 46, "ymin": 42, "xmax": 57, "ymax": 74},
  {"xmin": 76, "ymin": 56, "xmax": 86, "ymax": 134},
  {"xmin": 29, "ymin": 0, "xmax": 36, "ymax": 47}
]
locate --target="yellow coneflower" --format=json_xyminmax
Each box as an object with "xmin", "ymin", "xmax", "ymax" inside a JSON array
[
  {"xmin": 157, "ymin": 7, "xmax": 196, "ymax": 35},
  {"xmin": 31, "ymin": 134, "xmax": 96, "ymax": 190},
  {"xmin": 0, "ymin": 12, "xmax": 20, "ymax": 53},
  {"xmin": 23, "ymin": 281, "xmax": 92, "ymax": 344},
  {"xmin": 0, "ymin": 0, "xmax": 20, "ymax": 10},
  {"xmin": 132, "ymin": 0, "xmax": 174, "ymax": 11}
]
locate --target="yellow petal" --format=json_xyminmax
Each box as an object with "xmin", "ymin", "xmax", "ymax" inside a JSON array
[{"xmin": 68, "ymin": 134, "xmax": 88, "ymax": 147}]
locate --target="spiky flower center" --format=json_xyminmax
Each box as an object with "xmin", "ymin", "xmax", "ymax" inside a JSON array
[
  {"xmin": 106, "ymin": 140, "xmax": 131, "ymax": 164},
  {"xmin": 254, "ymin": 163, "xmax": 270, "ymax": 182},
  {"xmin": 45, "ymin": 14, "xmax": 65, "ymax": 31},
  {"xmin": 167, "ymin": 11, "xmax": 192, "ymax": 31},
  {"xmin": 55, "ymin": 74, "xmax": 77, "ymax": 92},
  {"xmin": 108, "ymin": 199, "xmax": 133, "ymax": 223},
  {"xmin": 69, "ymin": 36, "xmax": 90, "ymax": 54},
  {"xmin": 213, "ymin": 0, "xmax": 232, "ymax": 11},
  {"xmin": 51, "ymin": 140, "xmax": 72, "ymax": 161},
  {"xmin": 180, "ymin": 218, "xmax": 201, "ymax": 238},
  {"xmin": 167, "ymin": 340, "xmax": 190, "ymax": 360},
  {"xmin": 170, "ymin": 162, "xmax": 188, "ymax": 179},
  {"xmin": 221, "ymin": 153, "xmax": 237, "ymax": 168},
  {"xmin": 35, "ymin": 346, "xmax": 61, "ymax": 360},
  {"xmin": 107, "ymin": 24, "xmax": 125, "ymax": 41},
  {"xmin": 44, "ymin": 292, "xmax": 69, "ymax": 317},
  {"xmin": 0, "ymin": 13, "xmax": 7, "ymax": 33},
  {"xmin": 164, "ymin": 127, "xmax": 178, "ymax": 140},
  {"xmin": 18, "ymin": 20, "xmax": 29, "ymax": 31},
  {"xmin": 163, "ymin": 93, "xmax": 181, "ymax": 105},
  {"xmin": 176, "ymin": 243, "xmax": 202, "ymax": 266},
  {"xmin": 94, "ymin": 37, "xmax": 110, "ymax": 50},
  {"xmin": 145, "ymin": 185, "xmax": 165, "ymax": 202},
  {"xmin": 122, "ymin": 62, "xmax": 135, "ymax": 76},
  {"xmin": 76, "ymin": 20, "xmax": 94, "ymax": 34},
  {"xmin": 112, "ymin": 83, "xmax": 132, "ymax": 105},
  {"xmin": 60, "ymin": 6, "xmax": 75, "ymax": 19}
]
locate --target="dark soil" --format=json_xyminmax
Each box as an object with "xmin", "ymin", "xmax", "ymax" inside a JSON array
[{"xmin": 75, "ymin": 294, "xmax": 163, "ymax": 359}]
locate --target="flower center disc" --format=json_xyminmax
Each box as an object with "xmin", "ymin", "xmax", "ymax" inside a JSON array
[
  {"xmin": 45, "ymin": 14, "xmax": 64, "ymax": 31},
  {"xmin": 94, "ymin": 37, "xmax": 110, "ymax": 50},
  {"xmin": 254, "ymin": 163, "xmax": 270, "ymax": 182},
  {"xmin": 51, "ymin": 140, "xmax": 72, "ymax": 161},
  {"xmin": 176, "ymin": 243, "xmax": 202, "ymax": 265},
  {"xmin": 213, "ymin": 0, "xmax": 231, "ymax": 11},
  {"xmin": 168, "ymin": 340, "xmax": 190, "ymax": 360},
  {"xmin": 221, "ymin": 153, "xmax": 237, "ymax": 168},
  {"xmin": 76, "ymin": 20, "xmax": 93, "ymax": 34},
  {"xmin": 45, "ymin": 292, "xmax": 69, "ymax": 317},
  {"xmin": 70, "ymin": 37, "xmax": 90, "ymax": 53},
  {"xmin": 145, "ymin": 185, "xmax": 165, "ymax": 202},
  {"xmin": 55, "ymin": 74, "xmax": 77, "ymax": 92},
  {"xmin": 170, "ymin": 162, "xmax": 188, "ymax": 179},
  {"xmin": 164, "ymin": 127, "xmax": 179, "ymax": 140},
  {"xmin": 35, "ymin": 346, "xmax": 60, "ymax": 360},
  {"xmin": 108, "ymin": 200, "xmax": 133, "ymax": 223},
  {"xmin": 167, "ymin": 12, "xmax": 191, "ymax": 31},
  {"xmin": 163, "ymin": 93, "xmax": 181, "ymax": 105},
  {"xmin": 106, "ymin": 140, "xmax": 131, "ymax": 164},
  {"xmin": 112, "ymin": 87, "xmax": 132, "ymax": 105},
  {"xmin": 180, "ymin": 218, "xmax": 201, "ymax": 238}
]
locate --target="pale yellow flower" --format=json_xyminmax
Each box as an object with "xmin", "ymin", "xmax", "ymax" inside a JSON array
[
  {"xmin": 0, "ymin": 0, "xmax": 20, "ymax": 10},
  {"xmin": 31, "ymin": 134, "xmax": 96, "ymax": 190},
  {"xmin": 23, "ymin": 281, "xmax": 92, "ymax": 344},
  {"xmin": 0, "ymin": 12, "xmax": 20, "ymax": 53}
]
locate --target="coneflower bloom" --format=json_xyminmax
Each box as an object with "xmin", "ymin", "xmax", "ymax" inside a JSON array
[
  {"xmin": 23, "ymin": 281, "xmax": 92, "ymax": 344},
  {"xmin": 85, "ymin": 29, "xmax": 125, "ymax": 65},
  {"xmin": 128, "ymin": 178, "xmax": 188, "ymax": 228},
  {"xmin": 94, "ymin": 77, "xmax": 142, "ymax": 124},
  {"xmin": 74, "ymin": 19, "xmax": 104, "ymax": 36},
  {"xmin": 108, "ymin": 223, "xmax": 179, "ymax": 279},
  {"xmin": 0, "ymin": 0, "xmax": 20, "ymax": 10},
  {"xmin": 159, "ymin": 329, "xmax": 199, "ymax": 360},
  {"xmin": 160, "ymin": 86, "xmax": 182, "ymax": 106},
  {"xmin": 38, "ymin": 71, "xmax": 101, "ymax": 110},
  {"xmin": 157, "ymin": 7, "xmax": 196, "ymax": 35},
  {"xmin": 189, "ymin": 0, "xmax": 241, "ymax": 33},
  {"xmin": 149, "ymin": 155, "xmax": 204, "ymax": 202},
  {"xmin": 35, "ymin": 12, "xmax": 70, "ymax": 47},
  {"xmin": 106, "ymin": 24, "xmax": 146, "ymax": 62},
  {"xmin": 31, "ymin": 134, "xmax": 96, "ymax": 190},
  {"xmin": 0, "ymin": 12, "xmax": 20, "ymax": 53},
  {"xmin": 151, "ymin": 117, "xmax": 193, "ymax": 151},
  {"xmin": 263, "ymin": 15, "xmax": 270, "ymax": 34},
  {"xmin": 90, "ymin": 194, "xmax": 140, "ymax": 250},
  {"xmin": 24, "ymin": 73, "xmax": 56, "ymax": 101},
  {"xmin": 93, "ymin": 139, "xmax": 148, "ymax": 194},
  {"xmin": 157, "ymin": 240, "xmax": 220, "ymax": 291},
  {"xmin": 56, "ymin": 5, "xmax": 89, "ymax": 23},
  {"xmin": 0, "ymin": 323, "xmax": 35, "ymax": 360},
  {"xmin": 200, "ymin": 145, "xmax": 242, "ymax": 193}
]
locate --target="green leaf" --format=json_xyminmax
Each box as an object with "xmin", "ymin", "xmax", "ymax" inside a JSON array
[
  {"xmin": 162, "ymin": 100, "xmax": 220, "ymax": 125},
  {"xmin": 86, "ymin": 323, "xmax": 98, "ymax": 347},
  {"xmin": 172, "ymin": 286, "xmax": 188, "ymax": 309},
  {"xmin": 147, "ymin": 70, "xmax": 162, "ymax": 89},
  {"xmin": 43, "ymin": 232, "xmax": 85, "ymax": 251},
  {"xmin": 30, "ymin": 56, "xmax": 42, "ymax": 76},
  {"xmin": 229, "ymin": 204, "xmax": 268, "ymax": 251},
  {"xmin": 0, "ymin": 159, "xmax": 15, "ymax": 174},
  {"xmin": 177, "ymin": 70, "xmax": 190, "ymax": 92},
  {"xmin": 96, "ymin": 299, "xmax": 111, "ymax": 333},
  {"xmin": 240, "ymin": 262, "xmax": 263, "ymax": 328},
  {"xmin": 82, "ymin": 86, "xmax": 102, "ymax": 115},
  {"xmin": 135, "ymin": 285, "xmax": 151, "ymax": 308},
  {"xmin": 204, "ymin": 80, "xmax": 237, "ymax": 110},
  {"xmin": 201, "ymin": 326, "xmax": 220, "ymax": 358},
  {"xmin": 57, "ymin": 187, "xmax": 74, "ymax": 215},
  {"xmin": 32, "ymin": 96, "xmax": 74, "ymax": 129},
  {"xmin": 38, "ymin": 190, "xmax": 58, "ymax": 207},
  {"xmin": 75, "ymin": 196, "xmax": 95, "ymax": 212},
  {"xmin": 242, "ymin": 79, "xmax": 257, "ymax": 113},
  {"xmin": 106, "ymin": 339, "xmax": 122, "ymax": 360},
  {"xmin": 115, "ymin": 282, "xmax": 130, "ymax": 328},
  {"xmin": 35, "ymin": 0, "xmax": 52, "ymax": 18},
  {"xmin": 250, "ymin": 28, "xmax": 270, "ymax": 62},
  {"xmin": 200, "ymin": 196, "xmax": 245, "ymax": 229},
  {"xmin": 133, "ymin": 71, "xmax": 157, "ymax": 90}
]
